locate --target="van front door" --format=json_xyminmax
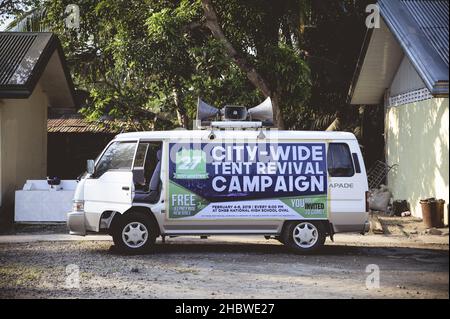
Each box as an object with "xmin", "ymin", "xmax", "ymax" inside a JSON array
[{"xmin": 83, "ymin": 141, "xmax": 137, "ymax": 231}]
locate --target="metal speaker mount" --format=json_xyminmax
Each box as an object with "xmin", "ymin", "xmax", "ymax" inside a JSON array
[{"xmin": 247, "ymin": 97, "xmax": 273, "ymax": 124}]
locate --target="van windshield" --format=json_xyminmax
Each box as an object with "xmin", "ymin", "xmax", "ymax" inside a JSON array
[{"xmin": 95, "ymin": 141, "xmax": 137, "ymax": 177}]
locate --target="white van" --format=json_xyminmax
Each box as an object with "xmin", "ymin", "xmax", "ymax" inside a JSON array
[{"xmin": 68, "ymin": 99, "xmax": 369, "ymax": 254}]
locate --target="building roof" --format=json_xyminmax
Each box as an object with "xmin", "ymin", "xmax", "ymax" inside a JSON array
[
  {"xmin": 48, "ymin": 113, "xmax": 126, "ymax": 134},
  {"xmin": 400, "ymin": 0, "xmax": 448, "ymax": 67},
  {"xmin": 0, "ymin": 32, "xmax": 76, "ymax": 107},
  {"xmin": 349, "ymin": 0, "xmax": 449, "ymax": 105},
  {"xmin": 47, "ymin": 106, "xmax": 175, "ymax": 134}
]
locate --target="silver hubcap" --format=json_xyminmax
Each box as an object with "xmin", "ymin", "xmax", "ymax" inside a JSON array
[
  {"xmin": 122, "ymin": 222, "xmax": 148, "ymax": 248},
  {"xmin": 293, "ymin": 222, "xmax": 319, "ymax": 248}
]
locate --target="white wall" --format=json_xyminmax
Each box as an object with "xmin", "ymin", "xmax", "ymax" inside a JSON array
[
  {"xmin": 390, "ymin": 56, "xmax": 427, "ymax": 97},
  {"xmin": 0, "ymin": 82, "xmax": 48, "ymax": 219},
  {"xmin": 386, "ymin": 98, "xmax": 449, "ymax": 224}
]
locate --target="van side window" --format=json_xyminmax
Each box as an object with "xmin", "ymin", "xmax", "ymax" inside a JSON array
[
  {"xmin": 134, "ymin": 143, "xmax": 150, "ymax": 169},
  {"xmin": 133, "ymin": 142, "xmax": 161, "ymax": 190},
  {"xmin": 327, "ymin": 143, "xmax": 355, "ymax": 177},
  {"xmin": 133, "ymin": 142, "xmax": 163, "ymax": 203},
  {"xmin": 94, "ymin": 142, "xmax": 136, "ymax": 177},
  {"xmin": 352, "ymin": 153, "xmax": 361, "ymax": 174}
]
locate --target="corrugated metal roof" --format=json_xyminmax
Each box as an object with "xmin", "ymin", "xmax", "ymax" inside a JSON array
[
  {"xmin": 48, "ymin": 115, "xmax": 125, "ymax": 134},
  {"xmin": 349, "ymin": 0, "xmax": 449, "ymax": 103},
  {"xmin": 0, "ymin": 32, "xmax": 76, "ymax": 103},
  {"xmin": 402, "ymin": 0, "xmax": 449, "ymax": 66},
  {"xmin": 379, "ymin": 0, "xmax": 449, "ymax": 95},
  {"xmin": 0, "ymin": 33, "xmax": 37, "ymax": 85}
]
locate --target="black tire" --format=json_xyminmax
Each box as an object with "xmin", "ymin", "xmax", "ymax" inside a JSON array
[
  {"xmin": 112, "ymin": 211, "xmax": 157, "ymax": 254},
  {"xmin": 275, "ymin": 236, "xmax": 285, "ymax": 245},
  {"xmin": 282, "ymin": 221, "xmax": 326, "ymax": 254}
]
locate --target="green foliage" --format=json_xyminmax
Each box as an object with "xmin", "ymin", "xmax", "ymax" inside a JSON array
[
  {"xmin": 25, "ymin": 0, "xmax": 312, "ymax": 129},
  {"xmin": 0, "ymin": 0, "xmax": 38, "ymax": 23},
  {"xmin": 9, "ymin": 0, "xmax": 369, "ymax": 132},
  {"xmin": 302, "ymin": 0, "xmax": 373, "ymax": 130},
  {"xmin": 257, "ymin": 44, "xmax": 311, "ymax": 129}
]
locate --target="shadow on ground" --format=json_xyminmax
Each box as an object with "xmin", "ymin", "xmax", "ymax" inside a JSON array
[{"xmin": 106, "ymin": 241, "xmax": 449, "ymax": 258}]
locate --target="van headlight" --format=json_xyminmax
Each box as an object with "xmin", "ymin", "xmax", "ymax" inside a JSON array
[{"xmin": 72, "ymin": 200, "xmax": 84, "ymax": 212}]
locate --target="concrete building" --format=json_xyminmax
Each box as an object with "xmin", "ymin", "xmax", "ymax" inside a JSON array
[
  {"xmin": 349, "ymin": 0, "xmax": 449, "ymax": 222},
  {"xmin": 0, "ymin": 32, "xmax": 75, "ymax": 228}
]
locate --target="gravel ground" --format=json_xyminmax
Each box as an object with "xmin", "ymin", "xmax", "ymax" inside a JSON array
[{"xmin": 0, "ymin": 235, "xmax": 448, "ymax": 299}]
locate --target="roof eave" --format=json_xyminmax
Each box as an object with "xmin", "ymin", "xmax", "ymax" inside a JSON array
[
  {"xmin": 0, "ymin": 32, "xmax": 76, "ymax": 105},
  {"xmin": 24, "ymin": 34, "xmax": 76, "ymax": 107},
  {"xmin": 379, "ymin": 0, "xmax": 449, "ymax": 95},
  {"xmin": 347, "ymin": 28, "xmax": 374, "ymax": 105},
  {"xmin": 349, "ymin": 0, "xmax": 449, "ymax": 104},
  {"xmin": 431, "ymin": 81, "xmax": 450, "ymax": 97},
  {"xmin": 0, "ymin": 87, "xmax": 33, "ymax": 99}
]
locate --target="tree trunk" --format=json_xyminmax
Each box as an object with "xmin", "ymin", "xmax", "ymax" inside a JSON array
[
  {"xmin": 173, "ymin": 88, "xmax": 189, "ymax": 128},
  {"xmin": 272, "ymin": 92, "xmax": 285, "ymax": 130},
  {"xmin": 201, "ymin": 0, "xmax": 284, "ymax": 128}
]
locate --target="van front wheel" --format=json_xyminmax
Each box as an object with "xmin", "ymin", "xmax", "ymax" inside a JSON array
[
  {"xmin": 283, "ymin": 221, "xmax": 326, "ymax": 254},
  {"xmin": 112, "ymin": 212, "xmax": 156, "ymax": 254}
]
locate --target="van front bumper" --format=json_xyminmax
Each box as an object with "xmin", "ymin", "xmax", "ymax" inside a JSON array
[{"xmin": 67, "ymin": 211, "xmax": 86, "ymax": 236}]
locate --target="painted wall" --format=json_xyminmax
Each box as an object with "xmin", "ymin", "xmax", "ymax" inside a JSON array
[
  {"xmin": 386, "ymin": 98, "xmax": 449, "ymax": 224},
  {"xmin": 0, "ymin": 82, "xmax": 48, "ymax": 224},
  {"xmin": 389, "ymin": 56, "xmax": 427, "ymax": 97}
]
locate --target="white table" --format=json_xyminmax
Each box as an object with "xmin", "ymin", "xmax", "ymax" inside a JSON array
[{"xmin": 15, "ymin": 180, "xmax": 77, "ymax": 222}]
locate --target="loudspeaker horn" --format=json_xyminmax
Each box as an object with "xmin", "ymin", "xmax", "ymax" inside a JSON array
[
  {"xmin": 247, "ymin": 97, "xmax": 273, "ymax": 123},
  {"xmin": 196, "ymin": 98, "xmax": 220, "ymax": 121}
]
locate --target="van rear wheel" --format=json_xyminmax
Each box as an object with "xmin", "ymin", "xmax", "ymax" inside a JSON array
[
  {"xmin": 112, "ymin": 211, "xmax": 156, "ymax": 254},
  {"xmin": 283, "ymin": 221, "xmax": 326, "ymax": 254}
]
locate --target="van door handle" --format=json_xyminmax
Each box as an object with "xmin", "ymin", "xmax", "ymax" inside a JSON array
[{"xmin": 122, "ymin": 186, "xmax": 130, "ymax": 191}]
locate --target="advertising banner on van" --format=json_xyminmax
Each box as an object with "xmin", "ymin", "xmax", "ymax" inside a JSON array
[{"xmin": 168, "ymin": 143, "xmax": 328, "ymax": 220}]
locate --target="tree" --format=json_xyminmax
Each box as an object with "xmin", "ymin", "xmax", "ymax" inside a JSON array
[
  {"xmin": 14, "ymin": 0, "xmax": 310, "ymax": 130},
  {"xmin": 301, "ymin": 0, "xmax": 373, "ymax": 132},
  {"xmin": 0, "ymin": 0, "xmax": 37, "ymax": 24},
  {"xmin": 200, "ymin": 0, "xmax": 311, "ymax": 129},
  {"xmin": 201, "ymin": 0, "xmax": 275, "ymax": 123},
  {"xmin": 7, "ymin": 1, "xmax": 369, "ymax": 133}
]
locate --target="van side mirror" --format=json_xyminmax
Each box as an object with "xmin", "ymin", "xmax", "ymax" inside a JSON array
[{"xmin": 87, "ymin": 159, "xmax": 95, "ymax": 175}]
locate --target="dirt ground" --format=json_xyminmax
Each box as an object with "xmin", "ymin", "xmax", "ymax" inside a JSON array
[
  {"xmin": 0, "ymin": 231, "xmax": 448, "ymax": 299},
  {"xmin": 375, "ymin": 213, "xmax": 448, "ymax": 236}
]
